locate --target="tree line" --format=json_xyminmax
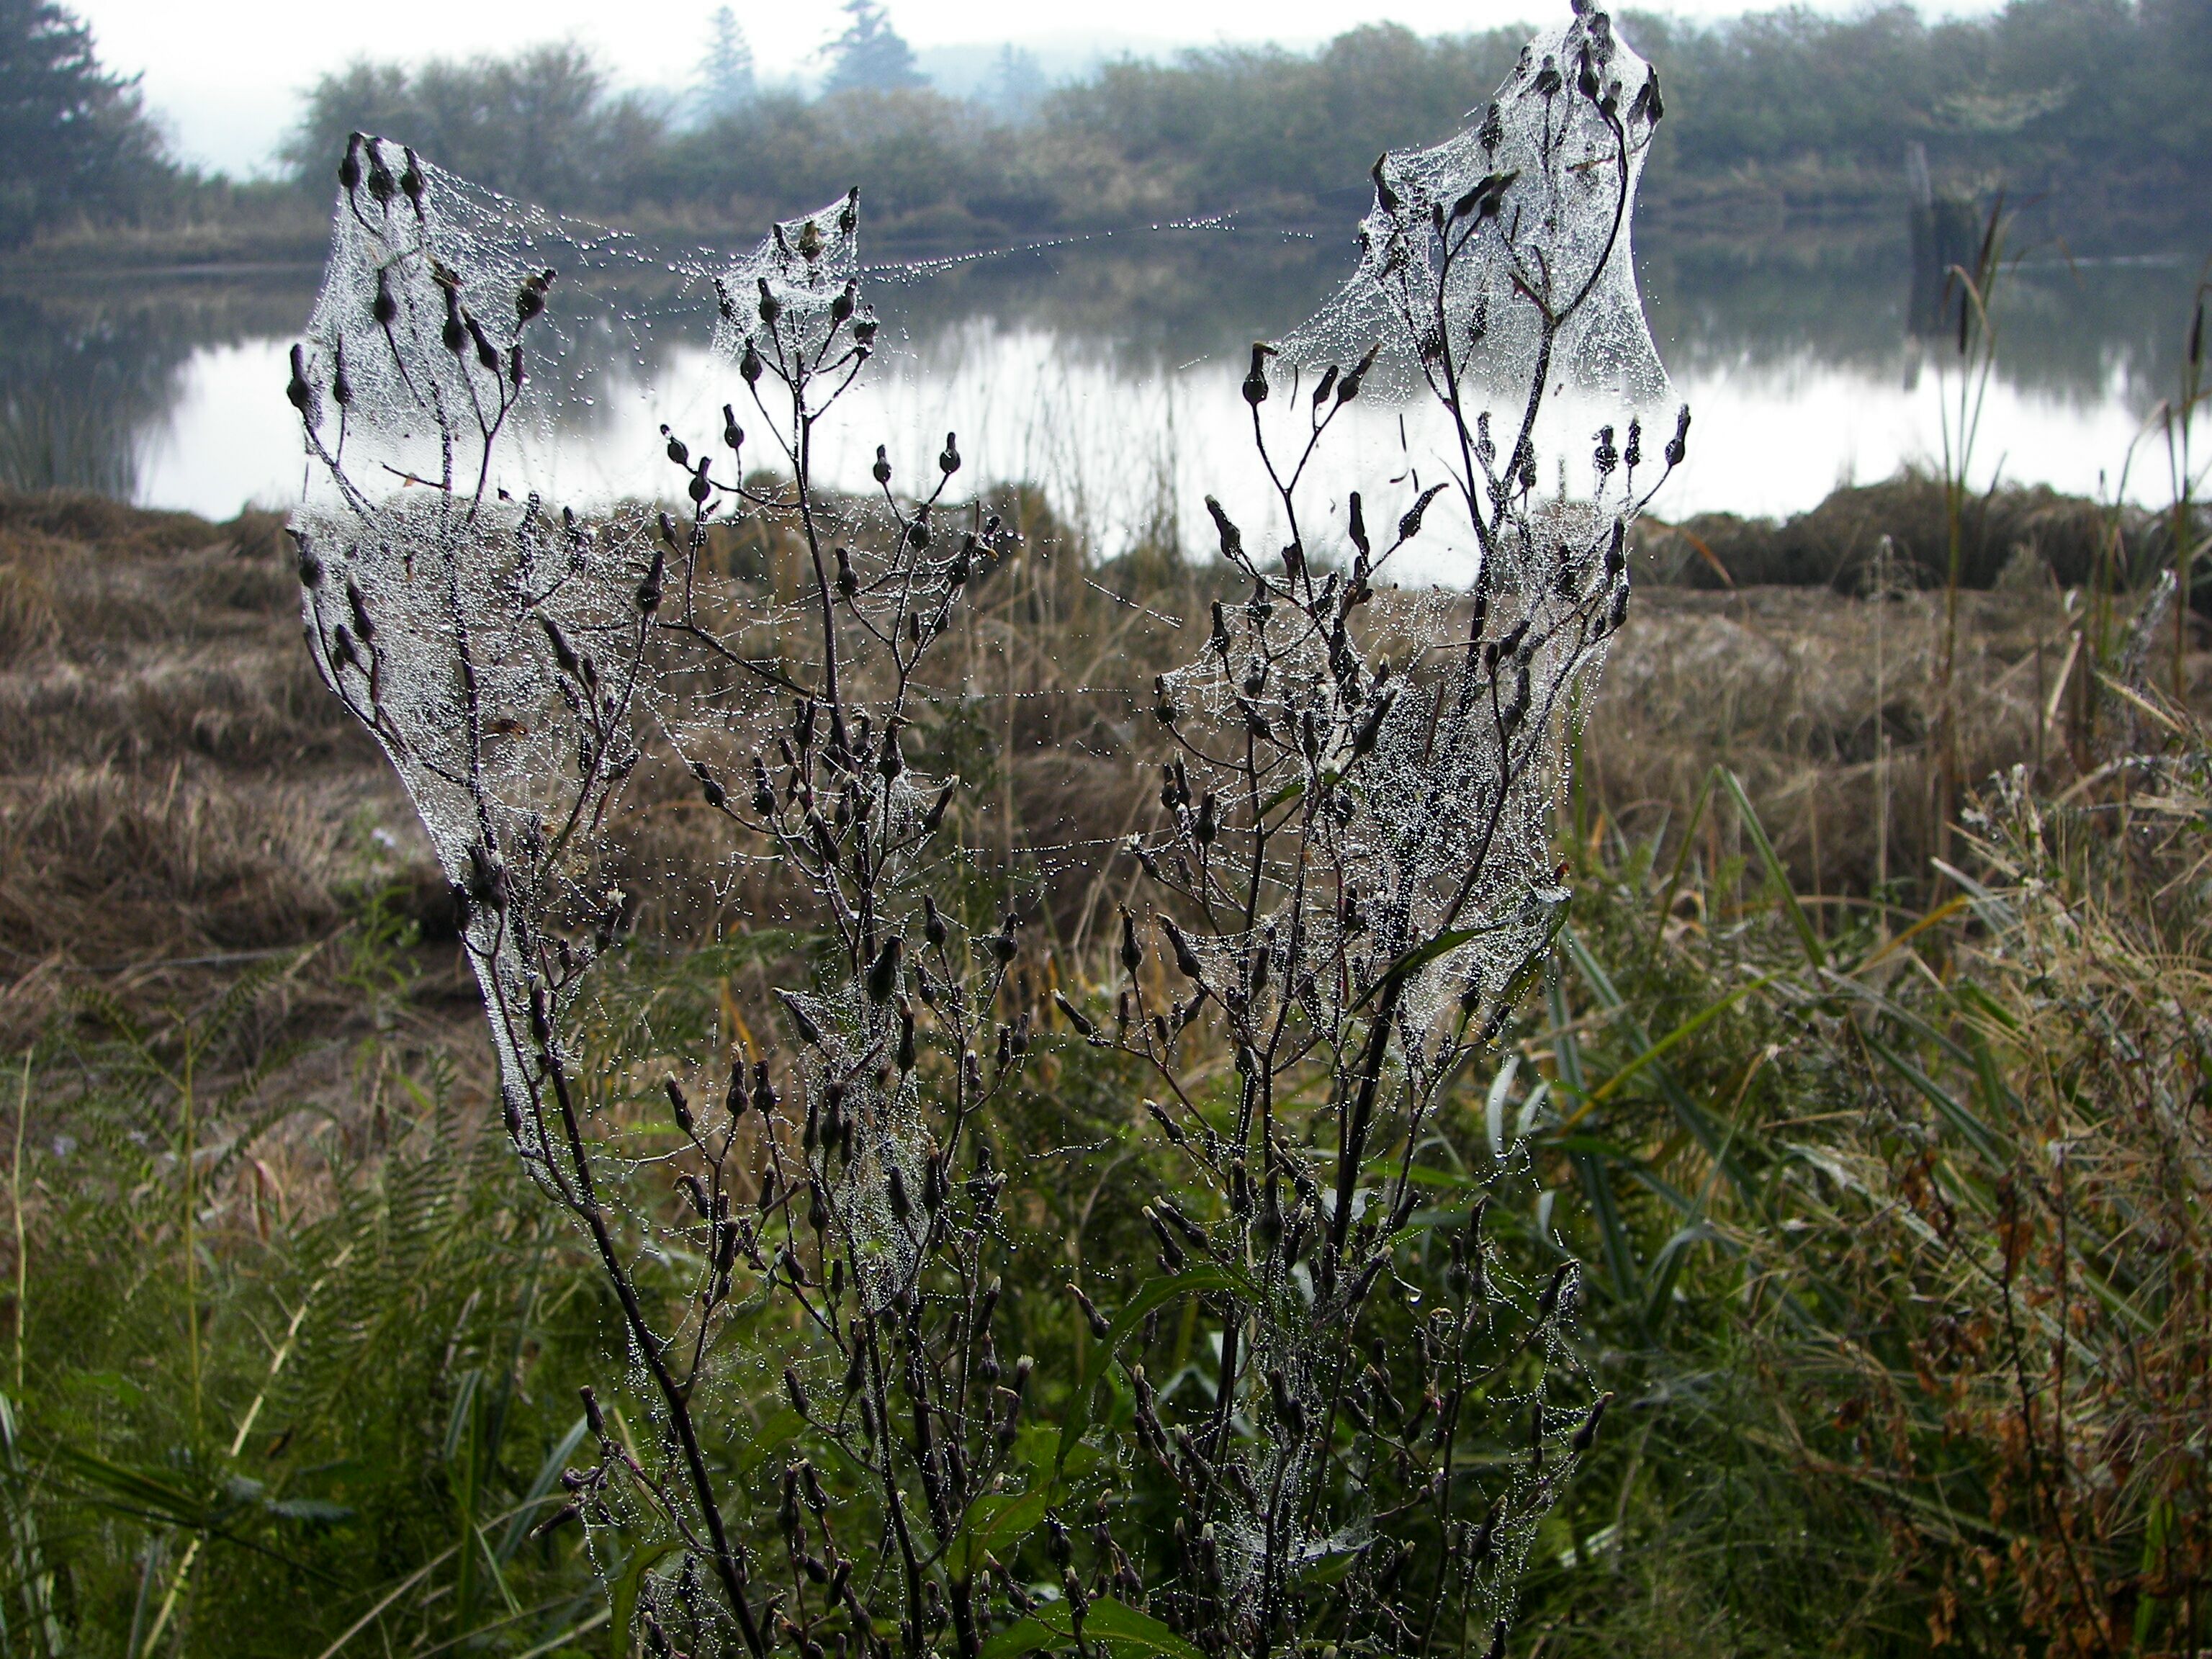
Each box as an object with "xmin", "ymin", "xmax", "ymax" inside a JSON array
[{"xmin": 6, "ymin": 0, "xmax": 2209, "ymax": 251}]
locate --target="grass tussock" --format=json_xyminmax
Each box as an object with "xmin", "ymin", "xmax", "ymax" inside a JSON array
[{"xmin": 1639, "ymin": 469, "xmax": 2198, "ymax": 595}]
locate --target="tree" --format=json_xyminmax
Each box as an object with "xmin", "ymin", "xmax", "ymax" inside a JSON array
[
  {"xmin": 820, "ymin": 0, "xmax": 924, "ymax": 95},
  {"xmin": 698, "ymin": 6, "xmax": 755, "ymax": 117},
  {"xmin": 0, "ymin": 0, "xmax": 171, "ymax": 246},
  {"xmin": 986, "ymin": 45, "xmax": 1047, "ymax": 122},
  {"xmin": 282, "ymin": 44, "xmax": 665, "ymax": 212}
]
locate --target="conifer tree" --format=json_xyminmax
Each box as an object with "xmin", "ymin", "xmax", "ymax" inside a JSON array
[{"xmin": 821, "ymin": 0, "xmax": 924, "ymax": 95}]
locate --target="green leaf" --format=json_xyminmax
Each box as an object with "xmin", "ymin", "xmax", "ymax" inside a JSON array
[
  {"xmin": 1401, "ymin": 1165, "xmax": 1485, "ymax": 1190},
  {"xmin": 1563, "ymin": 973, "xmax": 1779, "ymax": 1115},
  {"xmin": 266, "ymin": 1498, "xmax": 354, "ymax": 1523},
  {"xmin": 981, "ymin": 1596, "xmax": 1208, "ymax": 1659},
  {"xmin": 951, "ymin": 1485, "xmax": 1057, "ymax": 1578},
  {"xmin": 1570, "ymin": 1147, "xmax": 1643, "ymax": 1315},
  {"xmin": 1563, "ymin": 931, "xmax": 1759, "ymax": 1208},
  {"xmin": 1861, "ymin": 1033, "xmax": 2007, "ymax": 1164},
  {"xmin": 56, "ymin": 1447, "xmax": 214, "ymax": 1529},
  {"xmin": 1051, "ymin": 1265, "xmax": 1252, "ymax": 1476},
  {"xmin": 608, "ymin": 1540, "xmax": 680, "ymax": 1659},
  {"xmin": 734, "ymin": 1407, "xmax": 806, "ymax": 1479},
  {"xmin": 1640, "ymin": 1220, "xmax": 1723, "ymax": 1332},
  {"xmin": 1345, "ymin": 924, "xmax": 1505, "ymax": 1018},
  {"xmin": 496, "ymin": 1414, "xmax": 590, "ymax": 1565},
  {"xmin": 1718, "ymin": 768, "xmax": 1825, "ymax": 969}
]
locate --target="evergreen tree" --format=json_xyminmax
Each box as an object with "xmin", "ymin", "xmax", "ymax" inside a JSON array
[
  {"xmin": 987, "ymin": 44, "xmax": 1047, "ymax": 121},
  {"xmin": 698, "ymin": 6, "xmax": 755, "ymax": 117},
  {"xmin": 821, "ymin": 0, "xmax": 924, "ymax": 95},
  {"xmin": 0, "ymin": 0, "xmax": 170, "ymax": 246}
]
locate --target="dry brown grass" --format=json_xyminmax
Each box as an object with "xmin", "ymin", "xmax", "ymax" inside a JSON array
[
  {"xmin": 4, "ymin": 485, "xmax": 2195, "ymax": 1040},
  {"xmin": 0, "ymin": 492, "xmax": 443, "ymax": 1038}
]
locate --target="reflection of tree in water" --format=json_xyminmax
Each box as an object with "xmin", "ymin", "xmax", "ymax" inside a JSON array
[
  {"xmin": 871, "ymin": 230, "xmax": 1344, "ymax": 370},
  {"xmin": 1634, "ymin": 233, "xmax": 2201, "ymax": 413},
  {"xmin": 594, "ymin": 228, "xmax": 1349, "ymax": 386},
  {"xmin": 1, "ymin": 230, "xmax": 2190, "ymax": 509},
  {"xmin": 855, "ymin": 227, "xmax": 2206, "ymax": 409},
  {"xmin": 0, "ymin": 293, "xmax": 176, "ymax": 495},
  {"xmin": 0, "ymin": 280, "xmax": 313, "ymax": 498}
]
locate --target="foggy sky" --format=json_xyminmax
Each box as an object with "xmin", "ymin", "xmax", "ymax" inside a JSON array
[{"xmin": 76, "ymin": 0, "xmax": 2010, "ymax": 178}]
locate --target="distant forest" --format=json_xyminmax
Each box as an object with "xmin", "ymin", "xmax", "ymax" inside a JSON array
[{"xmin": 6, "ymin": 0, "xmax": 2210, "ymax": 255}]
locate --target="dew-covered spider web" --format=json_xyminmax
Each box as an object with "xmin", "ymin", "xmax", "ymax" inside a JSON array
[{"xmin": 288, "ymin": 6, "xmax": 1676, "ymax": 1651}]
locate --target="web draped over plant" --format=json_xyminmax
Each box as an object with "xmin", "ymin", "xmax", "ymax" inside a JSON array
[
  {"xmin": 285, "ymin": 9, "xmax": 1681, "ymax": 1655},
  {"xmin": 1107, "ymin": 12, "xmax": 1678, "ymax": 1648}
]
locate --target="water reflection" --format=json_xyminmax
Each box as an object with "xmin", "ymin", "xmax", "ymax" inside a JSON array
[
  {"xmin": 1638, "ymin": 235, "xmax": 2203, "ymax": 407},
  {"xmin": 0, "ymin": 230, "xmax": 2200, "ymax": 531},
  {"xmin": 0, "ymin": 294, "xmax": 182, "ymax": 496},
  {"xmin": 0, "ymin": 279, "xmax": 315, "ymax": 498}
]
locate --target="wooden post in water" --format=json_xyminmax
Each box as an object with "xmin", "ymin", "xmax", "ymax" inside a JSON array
[{"xmin": 1905, "ymin": 142, "xmax": 1983, "ymax": 343}]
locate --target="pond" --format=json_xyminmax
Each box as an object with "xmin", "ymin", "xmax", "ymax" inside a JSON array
[{"xmin": 2, "ymin": 226, "xmax": 2201, "ymax": 559}]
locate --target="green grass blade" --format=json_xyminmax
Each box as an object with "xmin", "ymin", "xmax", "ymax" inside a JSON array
[{"xmin": 1719, "ymin": 768, "xmax": 1825, "ymax": 968}]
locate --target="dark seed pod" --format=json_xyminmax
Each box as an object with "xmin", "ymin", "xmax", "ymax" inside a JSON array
[
  {"xmin": 1241, "ymin": 342, "xmax": 1273, "ymax": 407},
  {"xmin": 1571, "ymin": 1393, "xmax": 1611, "ymax": 1452},
  {"xmin": 1204, "ymin": 495, "xmax": 1244, "ymax": 562},
  {"xmin": 777, "ymin": 990, "xmax": 825, "ymax": 1046},
  {"xmin": 680, "ymin": 1173, "xmax": 711, "ymax": 1218},
  {"xmin": 285, "ymin": 343, "xmax": 318, "ymax": 423},
  {"xmin": 364, "ymin": 138, "xmax": 395, "ymax": 202},
  {"xmin": 1399, "ymin": 482, "xmax": 1447, "ymax": 543},
  {"xmin": 1068, "ymin": 1282, "xmax": 1111, "ymax": 1341},
  {"xmin": 1053, "ymin": 992, "xmax": 1097, "ymax": 1042},
  {"xmin": 1161, "ymin": 917, "xmax": 1204, "ymax": 982},
  {"xmin": 1538, "ymin": 1262, "xmax": 1571, "ymax": 1316},
  {"xmin": 866, "ymin": 935, "xmax": 902, "ymax": 1002},
  {"xmin": 887, "ymin": 1164, "xmax": 912, "ymax": 1222},
  {"xmin": 920, "ymin": 781, "xmax": 955, "ymax": 834},
  {"xmin": 1144, "ymin": 1206, "xmax": 1187, "ymax": 1272}
]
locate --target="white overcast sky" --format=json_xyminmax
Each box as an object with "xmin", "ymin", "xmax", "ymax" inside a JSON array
[{"xmin": 77, "ymin": 0, "xmax": 2008, "ymax": 178}]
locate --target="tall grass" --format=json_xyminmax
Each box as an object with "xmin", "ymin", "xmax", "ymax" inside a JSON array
[{"xmin": 1, "ymin": 907, "xmax": 616, "ymax": 1656}]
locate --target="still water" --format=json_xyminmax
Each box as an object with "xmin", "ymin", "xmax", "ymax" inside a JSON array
[{"xmin": 4, "ymin": 230, "xmax": 2201, "ymax": 553}]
